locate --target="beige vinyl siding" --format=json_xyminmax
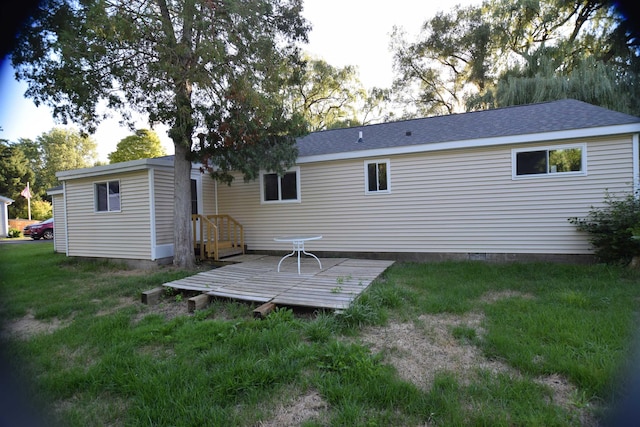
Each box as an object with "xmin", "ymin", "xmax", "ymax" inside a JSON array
[
  {"xmin": 216, "ymin": 136, "xmax": 635, "ymax": 255},
  {"xmin": 202, "ymin": 173, "xmax": 217, "ymax": 215},
  {"xmin": 52, "ymin": 193, "xmax": 66, "ymax": 253},
  {"xmin": 153, "ymin": 168, "xmax": 175, "ymax": 246},
  {"xmin": 65, "ymin": 171, "xmax": 153, "ymax": 259}
]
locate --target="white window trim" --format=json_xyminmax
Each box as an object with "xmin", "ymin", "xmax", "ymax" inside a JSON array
[
  {"xmin": 364, "ymin": 159, "xmax": 391, "ymax": 194},
  {"xmin": 190, "ymin": 169, "xmax": 204, "ymax": 215},
  {"xmin": 259, "ymin": 167, "xmax": 301, "ymax": 204},
  {"xmin": 94, "ymin": 180, "xmax": 122, "ymax": 213},
  {"xmin": 511, "ymin": 143, "xmax": 587, "ymax": 180}
]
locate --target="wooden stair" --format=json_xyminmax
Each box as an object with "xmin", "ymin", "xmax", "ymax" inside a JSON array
[
  {"xmin": 192, "ymin": 214, "xmax": 245, "ymax": 261},
  {"xmin": 197, "ymin": 240, "xmax": 244, "ymax": 259},
  {"xmin": 194, "ymin": 241, "xmax": 244, "ymax": 258}
]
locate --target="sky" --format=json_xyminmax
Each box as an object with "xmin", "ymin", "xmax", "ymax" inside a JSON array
[{"xmin": 0, "ymin": 0, "xmax": 479, "ymax": 162}]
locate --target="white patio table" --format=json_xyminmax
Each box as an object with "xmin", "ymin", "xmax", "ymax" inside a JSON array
[{"xmin": 273, "ymin": 235, "xmax": 323, "ymax": 274}]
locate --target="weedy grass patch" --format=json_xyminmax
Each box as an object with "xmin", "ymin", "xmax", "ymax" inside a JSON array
[{"xmin": 1, "ymin": 243, "xmax": 639, "ymax": 426}]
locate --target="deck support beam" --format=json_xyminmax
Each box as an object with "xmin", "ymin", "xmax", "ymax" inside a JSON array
[
  {"xmin": 253, "ymin": 302, "xmax": 276, "ymax": 318},
  {"xmin": 188, "ymin": 293, "xmax": 211, "ymax": 313},
  {"xmin": 141, "ymin": 287, "xmax": 165, "ymax": 305}
]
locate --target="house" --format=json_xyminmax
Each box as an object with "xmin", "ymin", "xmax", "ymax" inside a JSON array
[
  {"xmin": 52, "ymin": 99, "xmax": 640, "ymax": 266},
  {"xmin": 0, "ymin": 195, "xmax": 14, "ymax": 237}
]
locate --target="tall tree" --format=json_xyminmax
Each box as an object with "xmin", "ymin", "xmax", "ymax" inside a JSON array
[
  {"xmin": 289, "ymin": 56, "xmax": 364, "ymax": 131},
  {"xmin": 108, "ymin": 129, "xmax": 167, "ymax": 163},
  {"xmin": 11, "ymin": 0, "xmax": 310, "ymax": 268},
  {"xmin": 285, "ymin": 55, "xmax": 395, "ymax": 131},
  {"xmin": 0, "ymin": 140, "xmax": 35, "ymax": 218},
  {"xmin": 390, "ymin": 4, "xmax": 491, "ymax": 116},
  {"xmin": 391, "ymin": 0, "xmax": 640, "ymax": 116},
  {"xmin": 36, "ymin": 128, "xmax": 98, "ymax": 192}
]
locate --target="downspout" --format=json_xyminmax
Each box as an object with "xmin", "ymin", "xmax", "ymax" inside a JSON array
[
  {"xmin": 149, "ymin": 168, "xmax": 158, "ymax": 260},
  {"xmin": 62, "ymin": 181, "xmax": 69, "ymax": 256},
  {"xmin": 633, "ymin": 133, "xmax": 639, "ymax": 196}
]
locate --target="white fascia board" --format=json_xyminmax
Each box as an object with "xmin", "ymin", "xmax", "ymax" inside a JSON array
[
  {"xmin": 297, "ymin": 124, "xmax": 640, "ymax": 164},
  {"xmin": 56, "ymin": 158, "xmax": 175, "ymax": 180}
]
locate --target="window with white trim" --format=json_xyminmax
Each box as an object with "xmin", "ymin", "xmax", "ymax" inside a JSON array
[
  {"xmin": 260, "ymin": 167, "xmax": 301, "ymax": 203},
  {"xmin": 95, "ymin": 181, "xmax": 121, "ymax": 212},
  {"xmin": 512, "ymin": 145, "xmax": 586, "ymax": 178},
  {"xmin": 364, "ymin": 159, "xmax": 390, "ymax": 193},
  {"xmin": 191, "ymin": 179, "xmax": 198, "ymax": 215}
]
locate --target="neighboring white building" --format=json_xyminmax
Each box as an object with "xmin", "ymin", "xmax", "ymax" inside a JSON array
[
  {"xmin": 0, "ymin": 195, "xmax": 14, "ymax": 237},
  {"xmin": 52, "ymin": 99, "xmax": 640, "ymax": 264}
]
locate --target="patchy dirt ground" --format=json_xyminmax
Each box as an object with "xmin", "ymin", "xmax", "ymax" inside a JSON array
[
  {"xmin": 258, "ymin": 390, "xmax": 328, "ymax": 427},
  {"xmin": 1, "ymin": 289, "xmax": 596, "ymax": 426},
  {"xmin": 1, "ymin": 310, "xmax": 70, "ymax": 340},
  {"xmin": 357, "ymin": 311, "xmax": 512, "ymax": 389},
  {"xmin": 261, "ymin": 290, "xmax": 596, "ymax": 426}
]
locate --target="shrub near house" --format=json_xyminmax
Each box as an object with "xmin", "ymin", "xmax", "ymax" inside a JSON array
[{"xmin": 570, "ymin": 193, "xmax": 640, "ymax": 264}]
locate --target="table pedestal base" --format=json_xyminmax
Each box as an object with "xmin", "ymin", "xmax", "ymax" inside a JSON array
[{"xmin": 277, "ymin": 240, "xmax": 322, "ymax": 274}]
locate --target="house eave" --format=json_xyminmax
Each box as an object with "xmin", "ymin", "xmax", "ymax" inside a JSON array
[
  {"xmin": 56, "ymin": 157, "xmax": 175, "ymax": 181},
  {"xmin": 297, "ymin": 123, "xmax": 640, "ymax": 164}
]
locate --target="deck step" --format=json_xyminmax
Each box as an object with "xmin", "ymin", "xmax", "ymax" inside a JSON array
[
  {"xmin": 194, "ymin": 240, "xmax": 244, "ymax": 260},
  {"xmin": 218, "ymin": 247, "xmax": 244, "ymax": 259}
]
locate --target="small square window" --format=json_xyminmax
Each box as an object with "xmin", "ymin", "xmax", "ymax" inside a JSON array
[
  {"xmin": 365, "ymin": 159, "xmax": 390, "ymax": 193},
  {"xmin": 96, "ymin": 181, "xmax": 121, "ymax": 212},
  {"xmin": 260, "ymin": 168, "xmax": 301, "ymax": 203}
]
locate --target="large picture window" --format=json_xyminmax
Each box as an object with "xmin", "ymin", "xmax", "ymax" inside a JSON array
[
  {"xmin": 260, "ymin": 168, "xmax": 301, "ymax": 203},
  {"xmin": 513, "ymin": 145, "xmax": 586, "ymax": 178},
  {"xmin": 95, "ymin": 181, "xmax": 121, "ymax": 212},
  {"xmin": 364, "ymin": 159, "xmax": 390, "ymax": 194}
]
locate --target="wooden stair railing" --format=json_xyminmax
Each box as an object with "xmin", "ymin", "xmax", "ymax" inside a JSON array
[{"xmin": 192, "ymin": 214, "xmax": 245, "ymax": 261}]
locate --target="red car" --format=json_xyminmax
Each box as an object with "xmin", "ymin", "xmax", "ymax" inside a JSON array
[{"xmin": 29, "ymin": 218, "xmax": 54, "ymax": 240}]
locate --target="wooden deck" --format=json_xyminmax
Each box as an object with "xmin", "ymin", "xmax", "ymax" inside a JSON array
[{"xmin": 162, "ymin": 255, "xmax": 395, "ymax": 310}]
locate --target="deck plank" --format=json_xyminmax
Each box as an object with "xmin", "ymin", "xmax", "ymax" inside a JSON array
[{"xmin": 163, "ymin": 256, "xmax": 394, "ymax": 310}]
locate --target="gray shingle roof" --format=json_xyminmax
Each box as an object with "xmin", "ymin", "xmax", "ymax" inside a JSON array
[{"xmin": 296, "ymin": 99, "xmax": 640, "ymax": 158}]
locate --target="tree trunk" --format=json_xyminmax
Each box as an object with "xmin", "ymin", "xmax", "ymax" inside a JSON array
[{"xmin": 172, "ymin": 143, "xmax": 195, "ymax": 269}]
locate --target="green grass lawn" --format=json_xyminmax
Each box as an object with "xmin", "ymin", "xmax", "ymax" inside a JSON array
[{"xmin": 1, "ymin": 243, "xmax": 639, "ymax": 426}]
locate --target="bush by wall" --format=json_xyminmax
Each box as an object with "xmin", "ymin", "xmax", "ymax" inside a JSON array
[
  {"xmin": 569, "ymin": 192, "xmax": 640, "ymax": 265},
  {"xmin": 8, "ymin": 228, "xmax": 22, "ymax": 238}
]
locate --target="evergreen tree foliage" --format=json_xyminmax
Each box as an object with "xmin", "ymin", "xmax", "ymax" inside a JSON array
[{"xmin": 0, "ymin": 140, "xmax": 35, "ymax": 218}]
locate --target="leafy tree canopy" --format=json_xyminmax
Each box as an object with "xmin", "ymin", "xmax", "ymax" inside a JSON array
[
  {"xmin": 108, "ymin": 129, "xmax": 167, "ymax": 163},
  {"xmin": 391, "ymin": 0, "xmax": 640, "ymax": 116},
  {"xmin": 10, "ymin": 0, "xmax": 310, "ymax": 267},
  {"xmin": 286, "ymin": 55, "xmax": 396, "ymax": 132},
  {"xmin": 0, "ymin": 140, "xmax": 35, "ymax": 218},
  {"xmin": 35, "ymin": 128, "xmax": 97, "ymax": 191}
]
